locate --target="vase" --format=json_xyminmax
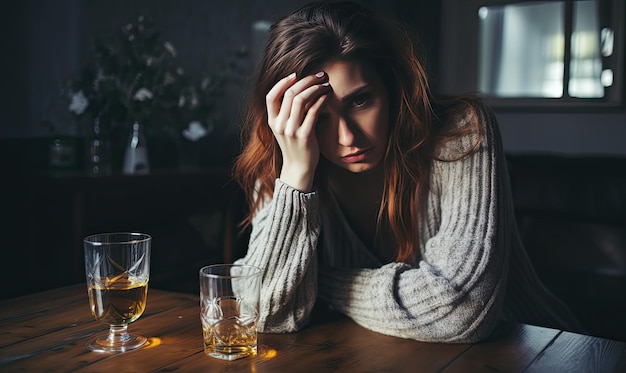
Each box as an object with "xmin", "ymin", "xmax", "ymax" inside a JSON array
[
  {"xmin": 122, "ymin": 121, "xmax": 150, "ymax": 175},
  {"xmin": 86, "ymin": 118, "xmax": 112, "ymax": 175}
]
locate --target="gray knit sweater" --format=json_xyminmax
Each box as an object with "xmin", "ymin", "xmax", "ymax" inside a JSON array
[{"xmin": 236, "ymin": 103, "xmax": 582, "ymax": 343}]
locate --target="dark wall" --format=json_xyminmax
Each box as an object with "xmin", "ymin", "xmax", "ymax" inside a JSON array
[
  {"xmin": 1, "ymin": 1, "xmax": 34, "ymax": 139},
  {"xmin": 0, "ymin": 0, "xmax": 441, "ymax": 140}
]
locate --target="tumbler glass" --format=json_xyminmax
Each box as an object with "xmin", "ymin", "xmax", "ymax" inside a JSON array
[{"xmin": 199, "ymin": 264, "xmax": 261, "ymax": 361}]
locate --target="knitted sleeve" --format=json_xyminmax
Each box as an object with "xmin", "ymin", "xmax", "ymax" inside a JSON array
[
  {"xmin": 235, "ymin": 179, "xmax": 321, "ymax": 333},
  {"xmin": 317, "ymin": 104, "xmax": 509, "ymax": 343}
]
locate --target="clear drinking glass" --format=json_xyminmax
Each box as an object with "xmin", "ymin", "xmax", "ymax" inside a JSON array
[
  {"xmin": 84, "ymin": 232, "xmax": 151, "ymax": 353},
  {"xmin": 200, "ymin": 264, "xmax": 262, "ymax": 361}
]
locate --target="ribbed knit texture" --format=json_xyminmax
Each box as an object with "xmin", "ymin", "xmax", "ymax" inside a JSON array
[{"xmin": 236, "ymin": 102, "xmax": 583, "ymax": 342}]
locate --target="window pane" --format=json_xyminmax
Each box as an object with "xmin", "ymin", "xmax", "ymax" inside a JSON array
[
  {"xmin": 569, "ymin": 0, "xmax": 604, "ymax": 98},
  {"xmin": 478, "ymin": 2, "xmax": 564, "ymax": 98}
]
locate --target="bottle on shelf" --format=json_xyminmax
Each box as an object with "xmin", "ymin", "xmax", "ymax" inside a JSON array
[{"xmin": 122, "ymin": 121, "xmax": 150, "ymax": 175}]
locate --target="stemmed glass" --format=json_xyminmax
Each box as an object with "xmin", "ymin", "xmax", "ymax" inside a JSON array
[{"xmin": 83, "ymin": 232, "xmax": 151, "ymax": 353}]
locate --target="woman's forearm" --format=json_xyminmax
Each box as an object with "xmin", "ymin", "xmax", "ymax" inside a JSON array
[{"xmin": 236, "ymin": 179, "xmax": 321, "ymax": 332}]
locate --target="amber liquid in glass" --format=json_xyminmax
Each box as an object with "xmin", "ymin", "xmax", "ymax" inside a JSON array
[
  {"xmin": 89, "ymin": 278, "xmax": 148, "ymax": 325},
  {"xmin": 202, "ymin": 297, "xmax": 257, "ymax": 360}
]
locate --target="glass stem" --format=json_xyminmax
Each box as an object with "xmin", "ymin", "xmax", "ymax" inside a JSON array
[{"xmin": 107, "ymin": 325, "xmax": 131, "ymax": 344}]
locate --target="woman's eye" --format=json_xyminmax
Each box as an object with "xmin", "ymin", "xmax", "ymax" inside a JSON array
[{"xmin": 351, "ymin": 93, "xmax": 370, "ymax": 108}]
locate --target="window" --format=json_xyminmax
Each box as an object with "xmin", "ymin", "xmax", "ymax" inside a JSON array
[{"xmin": 439, "ymin": 0, "xmax": 624, "ymax": 109}]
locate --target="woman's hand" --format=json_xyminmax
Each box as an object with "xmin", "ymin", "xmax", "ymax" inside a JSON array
[{"xmin": 266, "ymin": 71, "xmax": 331, "ymax": 192}]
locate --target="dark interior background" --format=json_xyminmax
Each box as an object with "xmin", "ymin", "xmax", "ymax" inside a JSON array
[{"xmin": 2, "ymin": 0, "xmax": 625, "ymax": 152}]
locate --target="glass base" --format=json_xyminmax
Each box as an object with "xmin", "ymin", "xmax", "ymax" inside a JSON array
[
  {"xmin": 206, "ymin": 345, "xmax": 257, "ymax": 361},
  {"xmin": 88, "ymin": 333, "xmax": 147, "ymax": 353}
]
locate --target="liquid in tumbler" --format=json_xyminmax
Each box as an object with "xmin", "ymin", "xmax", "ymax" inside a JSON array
[
  {"xmin": 201, "ymin": 296, "xmax": 258, "ymax": 360},
  {"xmin": 89, "ymin": 276, "xmax": 148, "ymax": 325},
  {"xmin": 200, "ymin": 264, "xmax": 261, "ymax": 361}
]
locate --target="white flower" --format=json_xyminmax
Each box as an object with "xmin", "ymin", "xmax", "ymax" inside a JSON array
[
  {"xmin": 69, "ymin": 90, "xmax": 89, "ymax": 115},
  {"xmin": 182, "ymin": 121, "xmax": 211, "ymax": 142},
  {"xmin": 164, "ymin": 41, "xmax": 177, "ymax": 57},
  {"xmin": 133, "ymin": 87, "xmax": 154, "ymax": 101}
]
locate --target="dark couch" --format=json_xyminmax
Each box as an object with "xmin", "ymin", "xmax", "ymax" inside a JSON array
[{"xmin": 506, "ymin": 154, "xmax": 626, "ymax": 342}]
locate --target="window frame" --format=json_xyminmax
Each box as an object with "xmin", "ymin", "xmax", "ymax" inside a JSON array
[{"xmin": 438, "ymin": 0, "xmax": 624, "ymax": 111}]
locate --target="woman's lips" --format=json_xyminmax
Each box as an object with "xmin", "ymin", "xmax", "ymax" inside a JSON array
[{"xmin": 341, "ymin": 149, "xmax": 368, "ymax": 163}]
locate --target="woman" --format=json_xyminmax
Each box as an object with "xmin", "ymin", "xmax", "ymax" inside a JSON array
[{"xmin": 233, "ymin": 0, "xmax": 582, "ymax": 343}]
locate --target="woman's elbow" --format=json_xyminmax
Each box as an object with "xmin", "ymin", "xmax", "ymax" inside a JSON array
[
  {"xmin": 445, "ymin": 317, "xmax": 498, "ymax": 343},
  {"xmin": 400, "ymin": 301, "xmax": 501, "ymax": 343},
  {"xmin": 434, "ymin": 302, "xmax": 501, "ymax": 343}
]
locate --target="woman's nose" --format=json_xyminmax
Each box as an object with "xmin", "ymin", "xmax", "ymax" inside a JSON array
[{"xmin": 337, "ymin": 117, "xmax": 355, "ymax": 146}]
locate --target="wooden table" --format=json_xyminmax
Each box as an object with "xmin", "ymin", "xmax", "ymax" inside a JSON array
[{"xmin": 2, "ymin": 284, "xmax": 625, "ymax": 372}]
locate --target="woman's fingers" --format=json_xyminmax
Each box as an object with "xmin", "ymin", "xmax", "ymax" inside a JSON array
[
  {"xmin": 266, "ymin": 73, "xmax": 297, "ymax": 120},
  {"xmin": 264, "ymin": 71, "xmax": 331, "ymax": 191},
  {"xmin": 284, "ymin": 82, "xmax": 330, "ymax": 137},
  {"xmin": 266, "ymin": 72, "xmax": 330, "ymax": 136},
  {"xmin": 297, "ymin": 92, "xmax": 329, "ymax": 138}
]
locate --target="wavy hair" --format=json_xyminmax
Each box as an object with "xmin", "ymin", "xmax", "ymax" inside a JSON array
[{"xmin": 233, "ymin": 0, "xmax": 481, "ymax": 263}]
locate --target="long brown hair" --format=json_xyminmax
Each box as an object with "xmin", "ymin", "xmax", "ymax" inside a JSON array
[{"xmin": 233, "ymin": 0, "xmax": 481, "ymax": 263}]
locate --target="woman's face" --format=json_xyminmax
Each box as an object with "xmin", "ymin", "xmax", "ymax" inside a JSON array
[{"xmin": 316, "ymin": 59, "xmax": 390, "ymax": 173}]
